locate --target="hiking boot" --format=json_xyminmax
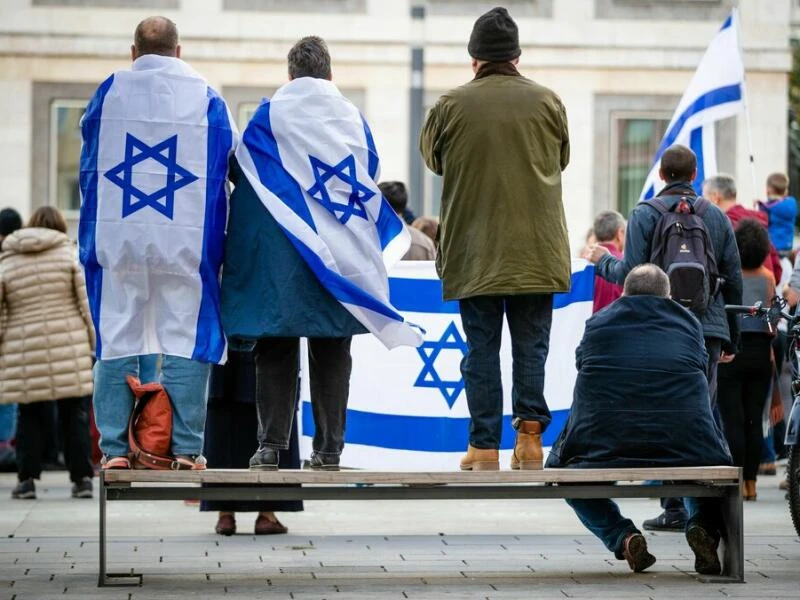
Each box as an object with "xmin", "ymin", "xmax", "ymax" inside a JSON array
[
  {"xmin": 249, "ymin": 446, "xmax": 279, "ymax": 471},
  {"xmin": 71, "ymin": 476, "xmax": 93, "ymax": 499},
  {"xmin": 622, "ymin": 532, "xmax": 656, "ymax": 573},
  {"xmin": 215, "ymin": 513, "xmax": 236, "ymax": 536},
  {"xmin": 173, "ymin": 455, "xmax": 207, "ymax": 470},
  {"xmin": 510, "ymin": 419, "xmax": 543, "ymax": 470},
  {"xmin": 686, "ymin": 524, "xmax": 721, "ymax": 575},
  {"xmin": 642, "ymin": 509, "xmax": 687, "ymax": 532},
  {"xmin": 459, "ymin": 445, "xmax": 499, "ymax": 471},
  {"xmin": 305, "ymin": 452, "xmax": 340, "ymax": 471},
  {"xmin": 11, "ymin": 479, "xmax": 36, "ymax": 500}
]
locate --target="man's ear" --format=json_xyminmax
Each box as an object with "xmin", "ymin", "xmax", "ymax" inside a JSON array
[
  {"xmin": 691, "ymin": 167, "xmax": 698, "ymax": 183},
  {"xmin": 131, "ymin": 44, "xmax": 137, "ymax": 62},
  {"xmin": 328, "ymin": 69, "xmax": 333, "ymax": 82},
  {"xmin": 658, "ymin": 168, "xmax": 667, "ymax": 183},
  {"xmin": 175, "ymin": 44, "xmax": 181, "ymax": 59},
  {"xmin": 471, "ymin": 58, "xmax": 479, "ymax": 74},
  {"xmin": 512, "ymin": 57, "xmax": 520, "ymax": 66},
  {"xmin": 288, "ymin": 71, "xmax": 294, "ymax": 82}
]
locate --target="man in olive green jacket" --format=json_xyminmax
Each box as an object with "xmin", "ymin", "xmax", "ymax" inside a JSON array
[{"xmin": 420, "ymin": 7, "xmax": 570, "ymax": 471}]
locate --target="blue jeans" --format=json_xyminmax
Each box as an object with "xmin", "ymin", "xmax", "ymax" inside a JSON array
[
  {"xmin": 0, "ymin": 404, "xmax": 17, "ymax": 441},
  {"xmin": 568, "ymin": 496, "xmax": 722, "ymax": 558},
  {"xmin": 459, "ymin": 294, "xmax": 553, "ymax": 449},
  {"xmin": 93, "ymin": 355, "xmax": 210, "ymax": 457}
]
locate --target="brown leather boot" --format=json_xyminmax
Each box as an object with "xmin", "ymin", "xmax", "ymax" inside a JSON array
[
  {"xmin": 510, "ymin": 420, "xmax": 543, "ymax": 470},
  {"xmin": 459, "ymin": 445, "xmax": 499, "ymax": 471},
  {"xmin": 743, "ymin": 479, "xmax": 757, "ymax": 501}
]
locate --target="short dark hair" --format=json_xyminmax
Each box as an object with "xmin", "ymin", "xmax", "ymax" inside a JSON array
[
  {"xmin": 0, "ymin": 207, "xmax": 23, "ymax": 237},
  {"xmin": 28, "ymin": 206, "xmax": 68, "ymax": 234},
  {"xmin": 592, "ymin": 210, "xmax": 625, "ymax": 243},
  {"xmin": 623, "ymin": 264, "xmax": 671, "ymax": 298},
  {"xmin": 378, "ymin": 181, "xmax": 407, "ymax": 215},
  {"xmin": 735, "ymin": 218, "xmax": 771, "ymax": 269},
  {"xmin": 288, "ymin": 36, "xmax": 332, "ymax": 80},
  {"xmin": 134, "ymin": 16, "xmax": 179, "ymax": 57},
  {"xmin": 659, "ymin": 144, "xmax": 697, "ymax": 184},
  {"xmin": 767, "ymin": 172, "xmax": 789, "ymax": 196}
]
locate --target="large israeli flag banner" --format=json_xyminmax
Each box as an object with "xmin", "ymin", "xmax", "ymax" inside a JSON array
[
  {"xmin": 78, "ymin": 55, "xmax": 238, "ymax": 363},
  {"xmin": 300, "ymin": 260, "xmax": 594, "ymax": 470},
  {"xmin": 236, "ymin": 78, "xmax": 422, "ymax": 350},
  {"xmin": 640, "ymin": 10, "xmax": 744, "ymax": 201}
]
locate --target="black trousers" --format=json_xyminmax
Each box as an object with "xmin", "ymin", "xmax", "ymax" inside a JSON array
[
  {"xmin": 254, "ymin": 337, "xmax": 352, "ymax": 456},
  {"xmin": 16, "ymin": 397, "xmax": 93, "ymax": 483},
  {"xmin": 717, "ymin": 334, "xmax": 773, "ymax": 481}
]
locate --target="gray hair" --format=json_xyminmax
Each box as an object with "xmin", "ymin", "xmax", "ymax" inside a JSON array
[
  {"xmin": 623, "ymin": 264, "xmax": 671, "ymax": 298},
  {"xmin": 593, "ymin": 210, "xmax": 625, "ymax": 243},
  {"xmin": 288, "ymin": 36, "xmax": 332, "ymax": 80},
  {"xmin": 703, "ymin": 173, "xmax": 737, "ymax": 200}
]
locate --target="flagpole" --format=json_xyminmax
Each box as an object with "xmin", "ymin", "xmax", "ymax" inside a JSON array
[{"xmin": 734, "ymin": 7, "xmax": 759, "ymax": 204}]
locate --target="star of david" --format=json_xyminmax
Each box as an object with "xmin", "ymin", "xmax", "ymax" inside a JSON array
[
  {"xmin": 306, "ymin": 154, "xmax": 376, "ymax": 224},
  {"xmin": 414, "ymin": 321, "xmax": 468, "ymax": 409},
  {"xmin": 104, "ymin": 133, "xmax": 198, "ymax": 220}
]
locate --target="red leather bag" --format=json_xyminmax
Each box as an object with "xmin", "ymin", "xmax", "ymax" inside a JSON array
[{"xmin": 126, "ymin": 375, "xmax": 177, "ymax": 470}]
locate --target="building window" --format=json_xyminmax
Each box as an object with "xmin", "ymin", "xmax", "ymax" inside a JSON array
[
  {"xmin": 33, "ymin": 0, "xmax": 179, "ymax": 7},
  {"xmin": 224, "ymin": 0, "xmax": 365, "ymax": 13},
  {"xmin": 427, "ymin": 0, "xmax": 553, "ymax": 17},
  {"xmin": 611, "ymin": 115, "xmax": 669, "ymax": 217},
  {"xmin": 50, "ymin": 100, "xmax": 86, "ymax": 215},
  {"xmin": 595, "ymin": 0, "xmax": 732, "ymax": 21}
]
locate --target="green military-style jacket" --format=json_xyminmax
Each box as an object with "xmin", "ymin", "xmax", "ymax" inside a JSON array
[{"xmin": 420, "ymin": 65, "xmax": 571, "ymax": 300}]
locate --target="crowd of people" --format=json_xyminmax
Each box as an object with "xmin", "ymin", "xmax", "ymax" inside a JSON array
[{"xmin": 0, "ymin": 5, "xmax": 797, "ymax": 575}]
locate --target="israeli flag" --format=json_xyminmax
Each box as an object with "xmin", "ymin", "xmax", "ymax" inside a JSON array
[
  {"xmin": 299, "ymin": 260, "xmax": 594, "ymax": 470},
  {"xmin": 236, "ymin": 77, "xmax": 423, "ymax": 349},
  {"xmin": 640, "ymin": 10, "xmax": 744, "ymax": 201},
  {"xmin": 78, "ymin": 55, "xmax": 238, "ymax": 363}
]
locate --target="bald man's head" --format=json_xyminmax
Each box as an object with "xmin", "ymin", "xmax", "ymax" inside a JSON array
[{"xmin": 132, "ymin": 16, "xmax": 180, "ymax": 60}]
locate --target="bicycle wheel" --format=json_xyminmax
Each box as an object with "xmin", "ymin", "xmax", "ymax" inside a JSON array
[{"xmin": 790, "ymin": 443, "xmax": 800, "ymax": 538}]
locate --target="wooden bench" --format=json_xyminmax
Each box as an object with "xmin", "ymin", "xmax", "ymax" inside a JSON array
[{"xmin": 99, "ymin": 466, "xmax": 743, "ymax": 587}]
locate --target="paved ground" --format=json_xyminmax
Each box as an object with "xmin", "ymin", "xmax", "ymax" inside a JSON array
[{"xmin": 0, "ymin": 469, "xmax": 798, "ymax": 599}]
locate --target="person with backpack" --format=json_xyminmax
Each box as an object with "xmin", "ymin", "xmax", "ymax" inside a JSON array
[{"xmin": 586, "ymin": 143, "xmax": 742, "ymax": 532}]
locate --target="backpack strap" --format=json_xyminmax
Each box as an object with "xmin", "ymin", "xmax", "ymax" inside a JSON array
[
  {"xmin": 646, "ymin": 197, "xmax": 672, "ymax": 215},
  {"xmin": 692, "ymin": 197, "xmax": 711, "ymax": 217}
]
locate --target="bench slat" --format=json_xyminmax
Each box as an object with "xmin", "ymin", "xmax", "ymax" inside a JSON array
[{"xmin": 103, "ymin": 466, "xmax": 740, "ymax": 485}]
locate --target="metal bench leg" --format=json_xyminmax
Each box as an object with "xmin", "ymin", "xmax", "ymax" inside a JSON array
[
  {"xmin": 719, "ymin": 481, "xmax": 744, "ymax": 583},
  {"xmin": 98, "ymin": 471, "xmax": 142, "ymax": 587}
]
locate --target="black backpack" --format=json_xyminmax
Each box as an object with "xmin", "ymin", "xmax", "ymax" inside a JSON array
[{"xmin": 648, "ymin": 195, "xmax": 720, "ymax": 313}]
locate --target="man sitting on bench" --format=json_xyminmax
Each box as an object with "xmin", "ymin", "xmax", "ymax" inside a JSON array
[{"xmin": 546, "ymin": 264, "xmax": 733, "ymax": 575}]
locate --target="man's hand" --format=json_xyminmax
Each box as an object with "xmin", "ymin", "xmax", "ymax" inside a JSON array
[
  {"xmin": 784, "ymin": 286, "xmax": 800, "ymax": 308},
  {"xmin": 719, "ymin": 352, "xmax": 736, "ymax": 364},
  {"xmin": 584, "ymin": 243, "xmax": 610, "ymax": 265}
]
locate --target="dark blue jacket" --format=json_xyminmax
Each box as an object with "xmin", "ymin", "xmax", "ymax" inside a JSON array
[
  {"xmin": 595, "ymin": 182, "xmax": 742, "ymax": 353},
  {"xmin": 546, "ymin": 295, "xmax": 732, "ymax": 469},
  {"xmin": 220, "ymin": 160, "xmax": 367, "ymax": 340}
]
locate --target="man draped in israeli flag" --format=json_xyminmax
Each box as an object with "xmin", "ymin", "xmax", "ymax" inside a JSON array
[
  {"xmin": 78, "ymin": 17, "xmax": 237, "ymax": 470},
  {"xmin": 222, "ymin": 36, "xmax": 421, "ymax": 472},
  {"xmin": 640, "ymin": 10, "xmax": 744, "ymax": 201}
]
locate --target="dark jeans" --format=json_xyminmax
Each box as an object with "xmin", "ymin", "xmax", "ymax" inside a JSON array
[
  {"xmin": 661, "ymin": 336, "xmax": 723, "ymax": 514},
  {"xmin": 254, "ymin": 337, "xmax": 352, "ymax": 456},
  {"xmin": 568, "ymin": 496, "xmax": 721, "ymax": 558},
  {"xmin": 717, "ymin": 334, "xmax": 773, "ymax": 480},
  {"xmin": 16, "ymin": 397, "xmax": 93, "ymax": 483},
  {"xmin": 459, "ymin": 294, "xmax": 553, "ymax": 449}
]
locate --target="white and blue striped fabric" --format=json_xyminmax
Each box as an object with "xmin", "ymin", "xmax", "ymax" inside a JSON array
[
  {"xmin": 78, "ymin": 55, "xmax": 238, "ymax": 363},
  {"xmin": 236, "ymin": 77, "xmax": 423, "ymax": 350},
  {"xmin": 640, "ymin": 10, "xmax": 744, "ymax": 201},
  {"xmin": 300, "ymin": 260, "xmax": 594, "ymax": 470}
]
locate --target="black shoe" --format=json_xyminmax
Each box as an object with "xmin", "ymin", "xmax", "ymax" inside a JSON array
[
  {"xmin": 642, "ymin": 510, "xmax": 687, "ymax": 532},
  {"xmin": 249, "ymin": 446, "xmax": 279, "ymax": 471},
  {"xmin": 11, "ymin": 479, "xmax": 36, "ymax": 500},
  {"xmin": 71, "ymin": 476, "xmax": 93, "ymax": 499},
  {"xmin": 305, "ymin": 451, "xmax": 340, "ymax": 471},
  {"xmin": 622, "ymin": 532, "xmax": 657, "ymax": 573},
  {"xmin": 686, "ymin": 524, "xmax": 721, "ymax": 575}
]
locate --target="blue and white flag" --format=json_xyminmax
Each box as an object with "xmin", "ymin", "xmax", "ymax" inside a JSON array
[
  {"xmin": 78, "ymin": 55, "xmax": 238, "ymax": 363},
  {"xmin": 640, "ymin": 10, "xmax": 744, "ymax": 201},
  {"xmin": 236, "ymin": 77, "xmax": 422, "ymax": 349},
  {"xmin": 299, "ymin": 260, "xmax": 594, "ymax": 470}
]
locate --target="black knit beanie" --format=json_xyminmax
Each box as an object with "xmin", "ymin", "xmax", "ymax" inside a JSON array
[
  {"xmin": 468, "ymin": 7, "xmax": 521, "ymax": 63},
  {"xmin": 0, "ymin": 207, "xmax": 22, "ymax": 238}
]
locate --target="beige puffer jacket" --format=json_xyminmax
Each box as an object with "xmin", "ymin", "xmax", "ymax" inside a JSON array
[{"xmin": 0, "ymin": 228, "xmax": 95, "ymax": 404}]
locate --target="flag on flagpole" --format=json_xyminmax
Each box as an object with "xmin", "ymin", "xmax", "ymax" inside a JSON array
[
  {"xmin": 78, "ymin": 55, "xmax": 238, "ymax": 363},
  {"xmin": 640, "ymin": 10, "xmax": 744, "ymax": 202},
  {"xmin": 236, "ymin": 77, "xmax": 423, "ymax": 350}
]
